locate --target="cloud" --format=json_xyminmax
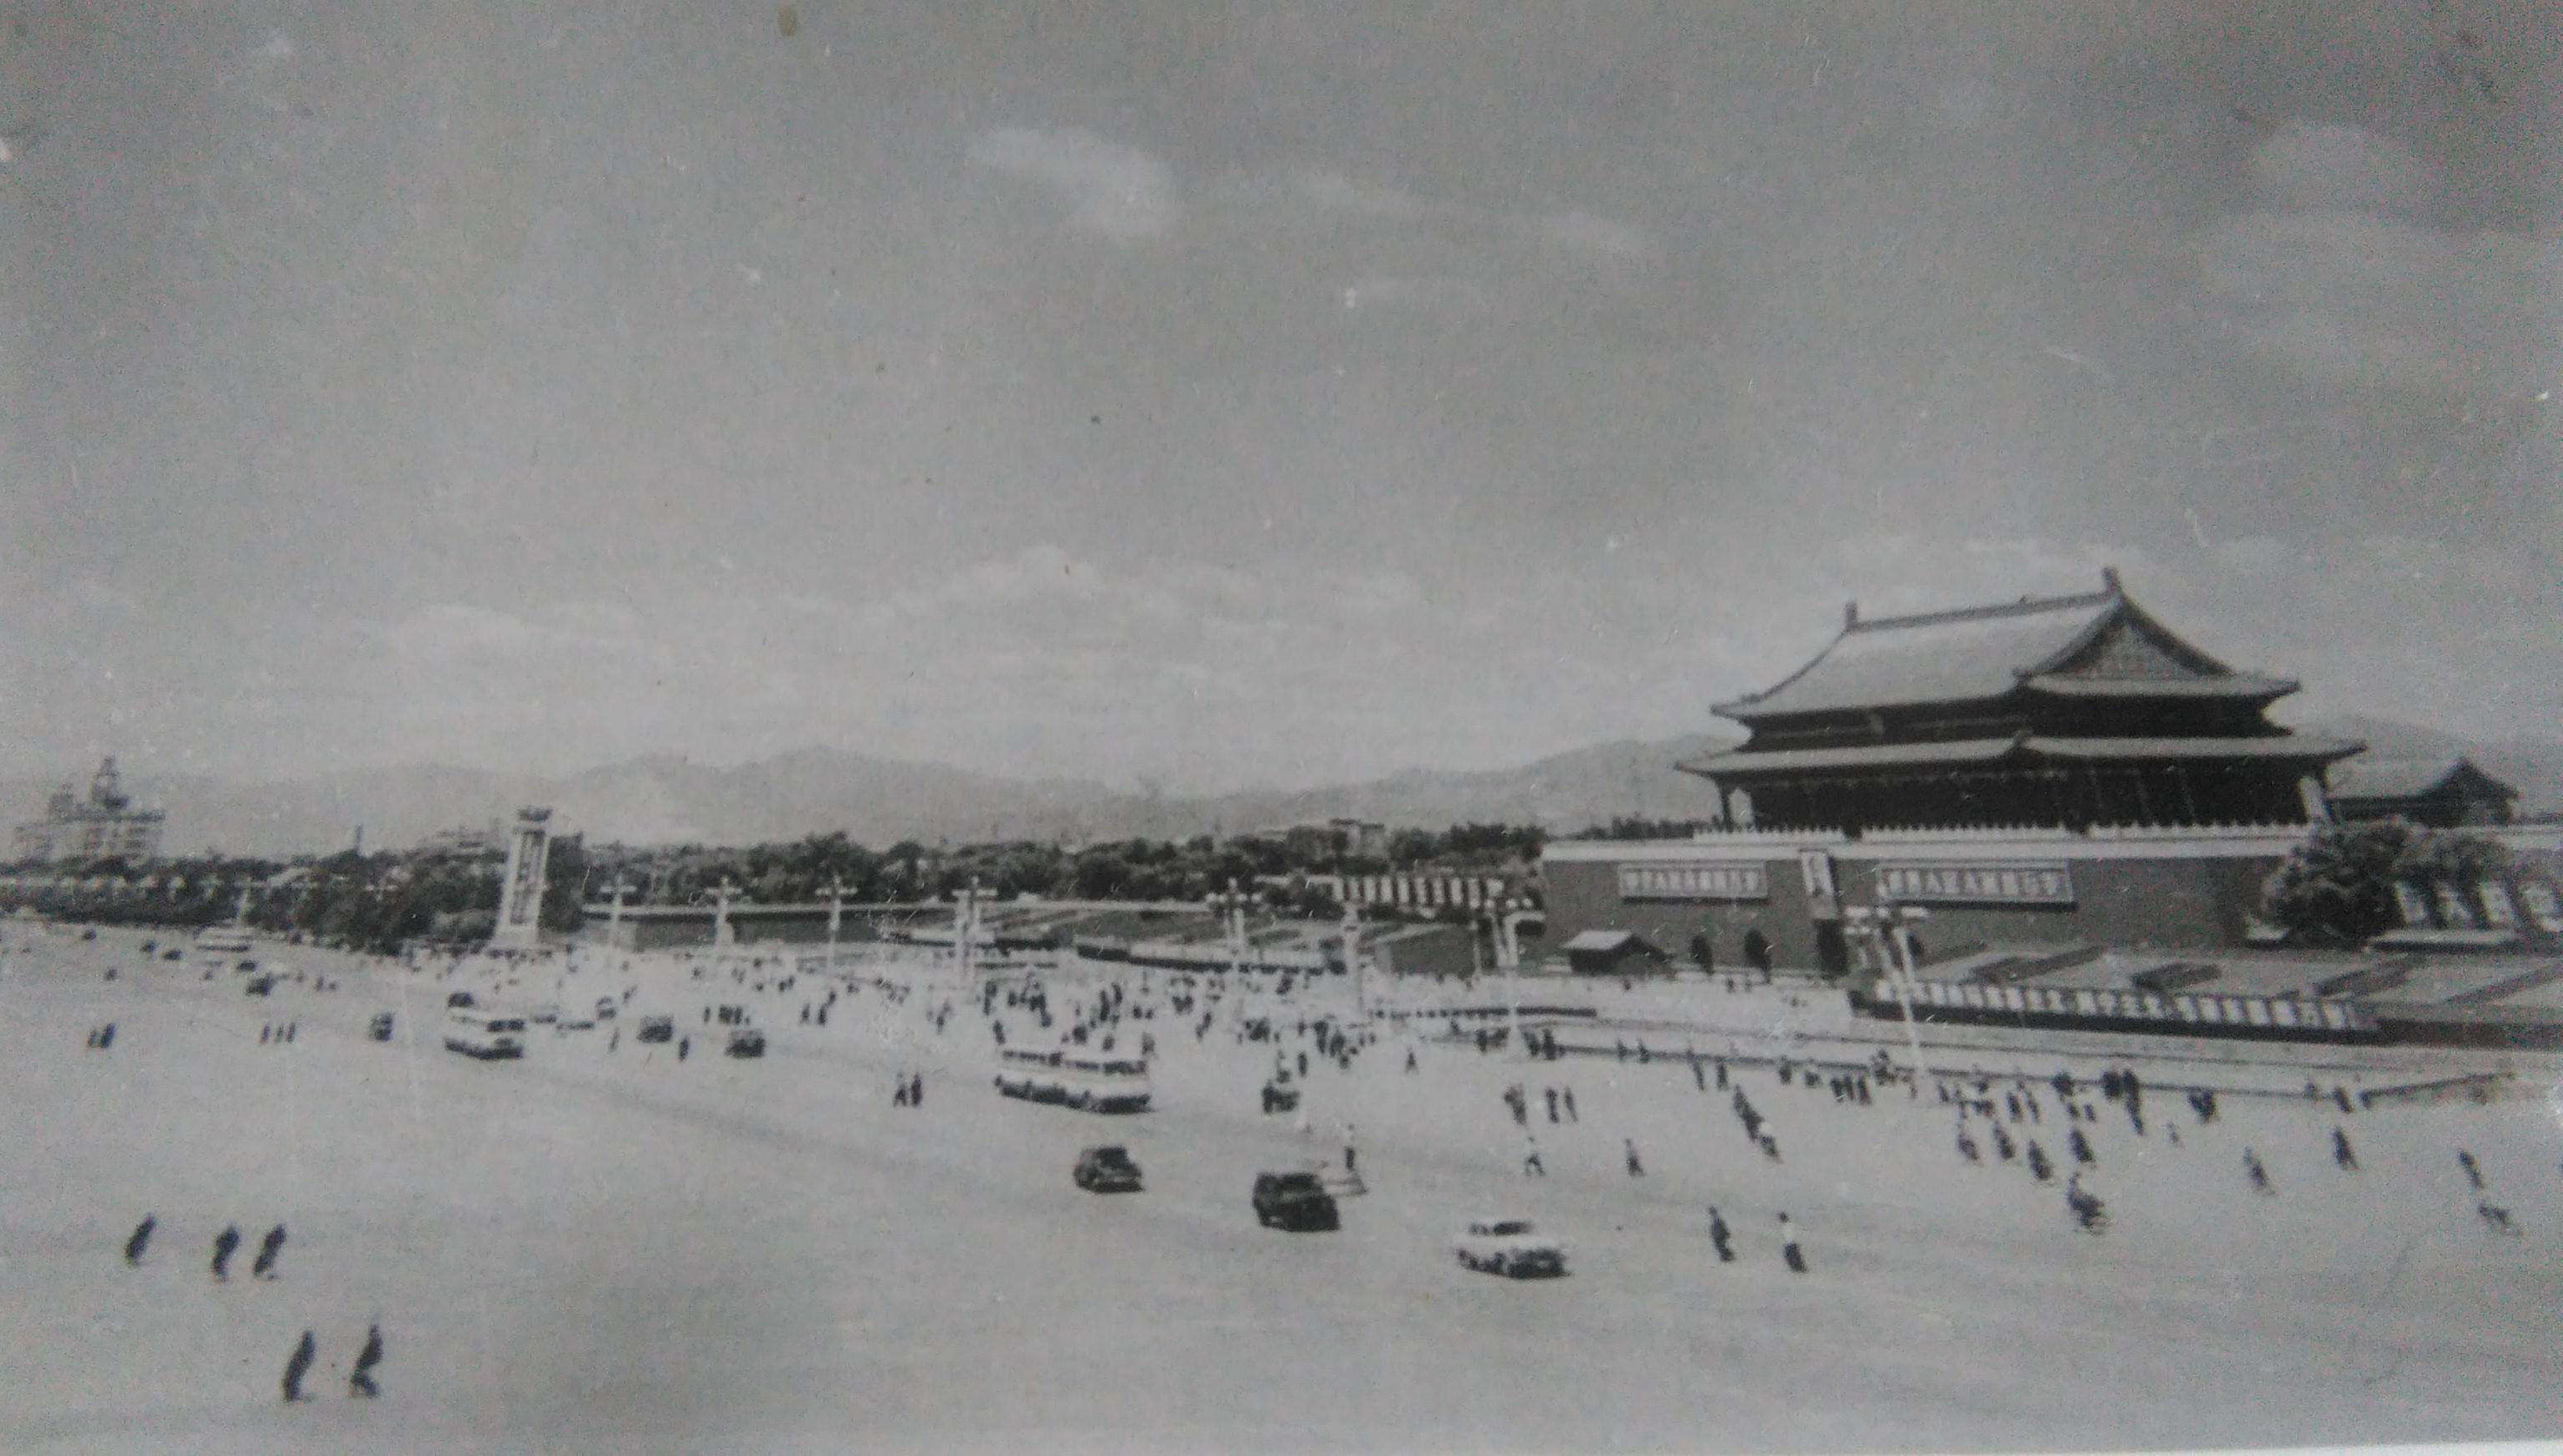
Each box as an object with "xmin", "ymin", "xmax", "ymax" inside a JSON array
[
  {"xmin": 2196, "ymin": 211, "xmax": 2555, "ymax": 393},
  {"xmin": 968, "ymin": 126, "xmax": 1176, "ymax": 240},
  {"xmin": 1290, "ymin": 167, "xmax": 1657, "ymax": 262},
  {"xmin": 1532, "ymin": 210, "xmax": 1656, "ymax": 260},
  {"xmin": 1290, "ymin": 169, "xmax": 1442, "ymax": 222},
  {"xmin": 1339, "ymin": 275, "xmax": 1489, "ymax": 314}
]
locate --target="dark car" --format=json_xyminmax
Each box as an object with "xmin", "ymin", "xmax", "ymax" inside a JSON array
[
  {"xmin": 244, "ymin": 975, "xmax": 277, "ymax": 997},
  {"xmin": 446, "ymin": 991, "xmax": 476, "ymax": 1009},
  {"xmin": 368, "ymin": 1012, "xmax": 395, "ymax": 1042},
  {"xmin": 1252, "ymin": 1171, "xmax": 1340, "ymax": 1231},
  {"xmin": 1074, "ymin": 1146, "xmax": 1144, "ymax": 1193},
  {"xmin": 725, "ymin": 1027, "xmax": 766, "ymax": 1058},
  {"xmin": 636, "ymin": 1015, "xmax": 675, "ymax": 1044},
  {"xmin": 161, "ymin": 949, "xmax": 183, "ymax": 961}
]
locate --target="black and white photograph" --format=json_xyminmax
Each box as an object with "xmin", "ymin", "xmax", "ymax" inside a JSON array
[{"xmin": 2, "ymin": 2, "xmax": 2559, "ymax": 1451}]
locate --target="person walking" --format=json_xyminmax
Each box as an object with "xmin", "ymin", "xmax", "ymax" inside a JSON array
[
  {"xmin": 281, "ymin": 1330, "xmax": 317, "ymax": 1403},
  {"xmin": 1779, "ymin": 1213, "xmax": 1807, "ymax": 1274},
  {"xmin": 210, "ymin": 1224, "xmax": 241, "ymax": 1281},
  {"xmin": 1545, "ymin": 1087, "xmax": 1559, "ymax": 1124},
  {"xmin": 2333, "ymin": 1127, "xmax": 2358, "ymax": 1171},
  {"xmin": 350, "ymin": 1324, "xmax": 384, "ymax": 1398},
  {"xmin": 124, "ymin": 1214, "xmax": 156, "ymax": 1267},
  {"xmin": 1522, "ymin": 1136, "xmax": 1545, "ymax": 1177},
  {"xmin": 252, "ymin": 1223, "xmax": 286, "ymax": 1279},
  {"xmin": 1562, "ymin": 1087, "xmax": 1578, "ymax": 1123},
  {"xmin": 1624, "ymin": 1138, "xmax": 1645, "ymax": 1177},
  {"xmin": 2243, "ymin": 1148, "xmax": 2274, "ymax": 1196},
  {"xmin": 1707, "ymin": 1206, "xmax": 1735, "ymax": 1264}
]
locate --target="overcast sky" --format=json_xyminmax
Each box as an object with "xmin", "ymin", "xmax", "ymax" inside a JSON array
[{"xmin": 2, "ymin": 1, "xmax": 2556, "ymax": 792}]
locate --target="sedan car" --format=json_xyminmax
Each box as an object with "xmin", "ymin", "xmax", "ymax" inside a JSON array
[
  {"xmin": 1073, "ymin": 1146, "xmax": 1144, "ymax": 1193},
  {"xmin": 1453, "ymin": 1218, "xmax": 1567, "ymax": 1278},
  {"xmin": 1252, "ymin": 1171, "xmax": 1340, "ymax": 1232},
  {"xmin": 725, "ymin": 1027, "xmax": 766, "ymax": 1058}
]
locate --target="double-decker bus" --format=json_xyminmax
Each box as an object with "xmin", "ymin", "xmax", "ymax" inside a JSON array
[
  {"xmin": 443, "ymin": 1008, "xmax": 527, "ymax": 1059},
  {"xmin": 993, "ymin": 1048, "xmax": 1151, "ymax": 1113}
]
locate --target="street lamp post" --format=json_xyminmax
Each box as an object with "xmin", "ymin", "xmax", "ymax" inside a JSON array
[
  {"xmin": 825, "ymin": 878, "xmax": 845, "ymax": 973},
  {"xmin": 1847, "ymin": 895, "xmax": 1932, "ymax": 1094}
]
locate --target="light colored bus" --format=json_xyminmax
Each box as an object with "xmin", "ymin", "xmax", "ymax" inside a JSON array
[
  {"xmin": 993, "ymin": 1048, "xmax": 1151, "ymax": 1113},
  {"xmin": 443, "ymin": 1008, "xmax": 527, "ymax": 1059},
  {"xmin": 193, "ymin": 925, "xmax": 254, "ymax": 966}
]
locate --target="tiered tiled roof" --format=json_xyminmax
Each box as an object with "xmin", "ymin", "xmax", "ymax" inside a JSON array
[{"xmin": 1713, "ymin": 572, "xmax": 2296, "ymax": 724}]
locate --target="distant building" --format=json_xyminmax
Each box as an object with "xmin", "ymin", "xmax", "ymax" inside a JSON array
[
  {"xmin": 1684, "ymin": 567, "xmax": 2361, "ymax": 833},
  {"xmin": 1239, "ymin": 818, "xmax": 1387, "ymax": 859},
  {"xmin": 1539, "ymin": 572, "xmax": 2557, "ymax": 971},
  {"xmin": 416, "ymin": 821, "xmax": 507, "ymax": 857},
  {"xmin": 11, "ymin": 758, "xmax": 165, "ymax": 864},
  {"xmin": 2328, "ymin": 756, "xmax": 2519, "ymax": 828}
]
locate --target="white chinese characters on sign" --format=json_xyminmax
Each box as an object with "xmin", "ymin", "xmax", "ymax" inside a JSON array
[
  {"xmin": 1875, "ymin": 862, "xmax": 2075, "ymax": 906},
  {"xmin": 1618, "ymin": 864, "xmax": 1770, "ymax": 901}
]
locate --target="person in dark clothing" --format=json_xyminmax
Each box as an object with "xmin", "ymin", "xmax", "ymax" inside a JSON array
[
  {"xmin": 2068, "ymin": 1127, "xmax": 2094, "ymax": 1166},
  {"xmin": 678, "ymin": 1037, "xmax": 690, "ymax": 1060},
  {"xmin": 253, "ymin": 1223, "xmax": 286, "ymax": 1279},
  {"xmin": 1545, "ymin": 1087, "xmax": 1559, "ymax": 1124},
  {"xmin": 910, "ymin": 1074, "xmax": 924, "ymax": 1108},
  {"xmin": 1562, "ymin": 1088, "xmax": 1578, "ymax": 1122},
  {"xmin": 282, "ymin": 1330, "xmax": 316, "ymax": 1402},
  {"xmin": 100, "ymin": 1023, "xmax": 115, "ymax": 1048},
  {"xmin": 1624, "ymin": 1138, "xmax": 1645, "ymax": 1177},
  {"xmin": 211, "ymin": 1225, "xmax": 241, "ymax": 1280},
  {"xmin": 1403, "ymin": 1047, "xmax": 1417, "ymax": 1074},
  {"xmin": 259, "ymin": 1025, "xmax": 270, "ymax": 1045},
  {"xmin": 350, "ymin": 1324, "xmax": 384, "ymax": 1398},
  {"xmin": 2333, "ymin": 1127, "xmax": 2358, "ymax": 1171},
  {"xmin": 124, "ymin": 1214, "xmax": 156, "ymax": 1266},
  {"xmin": 1715, "ymin": 1061, "xmax": 1728, "ymax": 1089},
  {"xmin": 1779, "ymin": 1213, "xmax": 1806, "ymax": 1274},
  {"xmin": 1707, "ymin": 1206, "xmax": 1735, "ymax": 1264},
  {"xmin": 2243, "ymin": 1148, "xmax": 2273, "ymax": 1196},
  {"xmin": 2026, "ymin": 1141, "xmax": 2053, "ymax": 1183},
  {"xmin": 2458, "ymin": 1150, "xmax": 2484, "ymax": 1190}
]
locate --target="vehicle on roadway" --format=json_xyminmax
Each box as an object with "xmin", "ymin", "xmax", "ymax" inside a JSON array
[
  {"xmin": 1260, "ymin": 1075, "xmax": 1299, "ymax": 1115},
  {"xmin": 1252, "ymin": 1171, "xmax": 1340, "ymax": 1232},
  {"xmin": 994, "ymin": 1048, "xmax": 1152, "ymax": 1113},
  {"xmin": 1073, "ymin": 1146, "xmax": 1143, "ymax": 1193},
  {"xmin": 244, "ymin": 975, "xmax": 276, "ymax": 997},
  {"xmin": 636, "ymin": 1015, "xmax": 675, "ymax": 1044},
  {"xmin": 445, "ymin": 991, "xmax": 476, "ymax": 1009},
  {"xmin": 443, "ymin": 1009, "xmax": 526, "ymax": 1059},
  {"xmin": 1453, "ymin": 1218, "xmax": 1567, "ymax": 1278},
  {"xmin": 368, "ymin": 1012, "xmax": 395, "ymax": 1042},
  {"xmin": 725, "ymin": 1027, "xmax": 766, "ymax": 1058}
]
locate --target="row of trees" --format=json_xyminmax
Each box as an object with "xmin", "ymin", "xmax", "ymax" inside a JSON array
[
  {"xmin": 0, "ymin": 838, "xmax": 589, "ymax": 956},
  {"xmin": 2258, "ymin": 820, "xmax": 2513, "ymax": 946},
  {"xmin": 586, "ymin": 823, "xmax": 1547, "ymax": 910}
]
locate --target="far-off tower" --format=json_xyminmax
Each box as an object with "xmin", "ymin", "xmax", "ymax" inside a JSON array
[{"xmin": 490, "ymin": 806, "xmax": 554, "ymax": 951}]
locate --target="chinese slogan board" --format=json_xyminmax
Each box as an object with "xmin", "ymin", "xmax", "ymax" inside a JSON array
[
  {"xmin": 1875, "ymin": 862, "xmax": 2075, "ymax": 905},
  {"xmin": 1618, "ymin": 863, "xmax": 1769, "ymax": 901}
]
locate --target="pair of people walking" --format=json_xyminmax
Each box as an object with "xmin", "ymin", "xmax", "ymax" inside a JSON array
[
  {"xmin": 282, "ymin": 1324, "xmax": 385, "ymax": 1402},
  {"xmin": 210, "ymin": 1223, "xmax": 286, "ymax": 1280}
]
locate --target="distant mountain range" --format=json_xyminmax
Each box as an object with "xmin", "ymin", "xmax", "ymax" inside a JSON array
[{"xmin": 5, "ymin": 718, "xmax": 2550, "ymax": 859}]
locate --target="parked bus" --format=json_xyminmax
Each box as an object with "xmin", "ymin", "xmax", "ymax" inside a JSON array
[
  {"xmin": 443, "ymin": 1009, "xmax": 527, "ymax": 1059},
  {"xmin": 993, "ymin": 1048, "xmax": 1151, "ymax": 1113},
  {"xmin": 193, "ymin": 925, "xmax": 254, "ymax": 968}
]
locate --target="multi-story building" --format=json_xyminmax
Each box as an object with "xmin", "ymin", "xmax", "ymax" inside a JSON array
[{"xmin": 12, "ymin": 758, "xmax": 167, "ymax": 864}]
